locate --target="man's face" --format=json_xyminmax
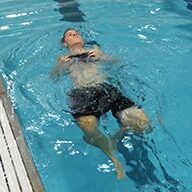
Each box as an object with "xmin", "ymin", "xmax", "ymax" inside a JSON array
[{"xmin": 64, "ymin": 30, "xmax": 84, "ymax": 48}]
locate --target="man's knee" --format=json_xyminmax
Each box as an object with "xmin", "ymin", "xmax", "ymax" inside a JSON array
[
  {"xmin": 116, "ymin": 107, "xmax": 152, "ymax": 133},
  {"xmin": 76, "ymin": 115, "xmax": 98, "ymax": 130}
]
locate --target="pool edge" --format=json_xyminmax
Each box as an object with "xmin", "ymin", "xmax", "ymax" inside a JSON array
[{"xmin": 0, "ymin": 73, "xmax": 45, "ymax": 192}]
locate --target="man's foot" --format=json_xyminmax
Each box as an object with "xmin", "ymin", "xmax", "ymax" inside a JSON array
[
  {"xmin": 83, "ymin": 132, "xmax": 125, "ymax": 180},
  {"xmin": 107, "ymin": 153, "xmax": 125, "ymax": 180},
  {"xmin": 114, "ymin": 160, "xmax": 125, "ymax": 180}
]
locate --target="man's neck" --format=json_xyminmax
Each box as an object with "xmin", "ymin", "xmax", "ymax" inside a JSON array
[{"xmin": 69, "ymin": 44, "xmax": 85, "ymax": 55}]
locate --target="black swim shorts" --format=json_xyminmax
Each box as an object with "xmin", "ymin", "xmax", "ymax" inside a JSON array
[{"xmin": 68, "ymin": 83, "xmax": 134, "ymax": 119}]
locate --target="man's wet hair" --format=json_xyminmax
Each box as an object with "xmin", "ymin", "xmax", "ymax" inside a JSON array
[
  {"xmin": 61, "ymin": 28, "xmax": 78, "ymax": 44},
  {"xmin": 61, "ymin": 28, "xmax": 100, "ymax": 48}
]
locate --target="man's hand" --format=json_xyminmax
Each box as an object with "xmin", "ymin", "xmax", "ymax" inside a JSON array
[
  {"xmin": 57, "ymin": 56, "xmax": 70, "ymax": 64},
  {"xmin": 50, "ymin": 55, "xmax": 71, "ymax": 79},
  {"xmin": 87, "ymin": 47, "xmax": 103, "ymax": 58},
  {"xmin": 88, "ymin": 47, "xmax": 119, "ymax": 64}
]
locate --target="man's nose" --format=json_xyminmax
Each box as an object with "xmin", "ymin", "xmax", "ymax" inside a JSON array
[{"xmin": 73, "ymin": 33, "xmax": 78, "ymax": 36}]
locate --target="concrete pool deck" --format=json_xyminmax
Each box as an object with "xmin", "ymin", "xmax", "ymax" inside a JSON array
[{"xmin": 0, "ymin": 75, "xmax": 45, "ymax": 192}]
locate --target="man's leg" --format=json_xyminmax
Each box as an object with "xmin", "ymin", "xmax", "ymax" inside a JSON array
[
  {"xmin": 76, "ymin": 115, "xmax": 125, "ymax": 179},
  {"xmin": 113, "ymin": 107, "xmax": 152, "ymax": 140}
]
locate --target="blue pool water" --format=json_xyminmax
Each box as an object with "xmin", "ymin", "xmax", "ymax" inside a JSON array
[{"xmin": 0, "ymin": 0, "xmax": 192, "ymax": 191}]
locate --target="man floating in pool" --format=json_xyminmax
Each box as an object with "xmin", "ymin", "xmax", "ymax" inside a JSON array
[{"xmin": 52, "ymin": 28, "xmax": 151, "ymax": 179}]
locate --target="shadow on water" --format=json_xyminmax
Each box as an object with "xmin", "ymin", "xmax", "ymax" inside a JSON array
[
  {"xmin": 54, "ymin": 0, "xmax": 85, "ymax": 22},
  {"xmin": 162, "ymin": 0, "xmax": 191, "ymax": 15},
  {"xmin": 116, "ymin": 133, "xmax": 184, "ymax": 191},
  {"xmin": 185, "ymin": 0, "xmax": 192, "ymax": 10},
  {"xmin": 175, "ymin": 23, "xmax": 192, "ymax": 32}
]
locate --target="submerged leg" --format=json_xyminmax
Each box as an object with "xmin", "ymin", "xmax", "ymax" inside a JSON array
[{"xmin": 76, "ymin": 115, "xmax": 125, "ymax": 179}]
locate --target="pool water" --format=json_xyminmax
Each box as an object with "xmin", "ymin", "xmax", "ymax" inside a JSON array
[{"xmin": 0, "ymin": 0, "xmax": 192, "ymax": 191}]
